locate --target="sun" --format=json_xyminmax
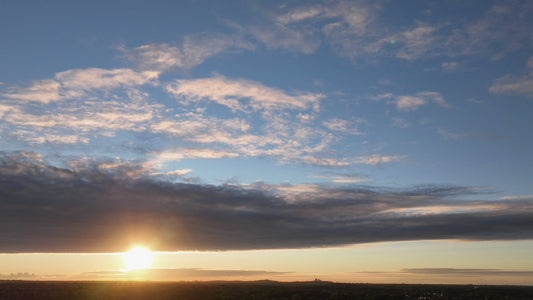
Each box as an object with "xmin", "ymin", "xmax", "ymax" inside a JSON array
[{"xmin": 123, "ymin": 246, "xmax": 153, "ymax": 270}]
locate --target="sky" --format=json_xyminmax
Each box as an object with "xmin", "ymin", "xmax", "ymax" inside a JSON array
[{"xmin": 1, "ymin": 0, "xmax": 533, "ymax": 285}]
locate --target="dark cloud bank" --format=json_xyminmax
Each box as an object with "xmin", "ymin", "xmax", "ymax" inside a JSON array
[{"xmin": 1, "ymin": 153, "xmax": 533, "ymax": 253}]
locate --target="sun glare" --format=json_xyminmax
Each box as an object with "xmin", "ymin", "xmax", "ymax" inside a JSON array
[{"xmin": 123, "ymin": 246, "xmax": 153, "ymax": 270}]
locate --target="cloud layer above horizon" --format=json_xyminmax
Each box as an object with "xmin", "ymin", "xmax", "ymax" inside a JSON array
[{"xmin": 1, "ymin": 152, "xmax": 532, "ymax": 253}]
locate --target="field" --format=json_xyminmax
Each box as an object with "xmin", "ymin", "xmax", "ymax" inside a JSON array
[{"xmin": 1, "ymin": 280, "xmax": 533, "ymax": 300}]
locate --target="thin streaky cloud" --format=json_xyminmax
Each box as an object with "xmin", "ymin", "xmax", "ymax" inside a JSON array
[
  {"xmin": 490, "ymin": 75, "xmax": 533, "ymax": 98},
  {"xmin": 402, "ymin": 268, "xmax": 533, "ymax": 277},
  {"xmin": 3, "ymin": 68, "xmax": 158, "ymax": 103},
  {"xmin": 122, "ymin": 33, "xmax": 255, "ymax": 72},
  {"xmin": 353, "ymin": 154, "xmax": 406, "ymax": 165},
  {"xmin": 165, "ymin": 75, "xmax": 323, "ymax": 112},
  {"xmin": 395, "ymin": 91, "xmax": 448, "ymax": 111}
]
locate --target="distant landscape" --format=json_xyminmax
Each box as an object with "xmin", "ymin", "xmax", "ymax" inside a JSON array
[{"xmin": 1, "ymin": 280, "xmax": 533, "ymax": 300}]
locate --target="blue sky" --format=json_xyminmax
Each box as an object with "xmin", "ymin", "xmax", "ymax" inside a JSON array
[{"xmin": 1, "ymin": 0, "xmax": 533, "ymax": 284}]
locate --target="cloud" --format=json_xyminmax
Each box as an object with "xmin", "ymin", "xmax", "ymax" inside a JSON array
[
  {"xmin": 311, "ymin": 174, "xmax": 369, "ymax": 184},
  {"xmin": 499, "ymin": 195, "xmax": 533, "ymax": 201},
  {"xmin": 3, "ymin": 88, "xmax": 160, "ymax": 144},
  {"xmin": 2, "ymin": 80, "xmax": 63, "ymax": 103},
  {"xmin": 84, "ymin": 268, "xmax": 287, "ymax": 281},
  {"xmin": 152, "ymin": 148, "xmax": 240, "ymax": 163},
  {"xmin": 165, "ymin": 75, "xmax": 323, "ymax": 112},
  {"xmin": 447, "ymin": 3, "xmax": 533, "ymax": 60},
  {"xmin": 231, "ymin": 0, "xmax": 376, "ymax": 55},
  {"xmin": 23, "ymin": 133, "xmax": 90, "ymax": 145},
  {"xmin": 371, "ymin": 91, "xmax": 448, "ymax": 111},
  {"xmin": 489, "ymin": 55, "xmax": 533, "ymax": 98},
  {"xmin": 0, "ymin": 272, "xmax": 37, "ymax": 280},
  {"xmin": 152, "ymin": 169, "xmax": 193, "ymax": 177},
  {"xmin": 391, "ymin": 24, "xmax": 441, "ymax": 60},
  {"xmin": 2, "ymin": 153, "xmax": 532, "ymax": 253},
  {"xmin": 151, "ymin": 113, "xmax": 254, "ymax": 145},
  {"xmin": 122, "ymin": 34, "xmax": 254, "ymax": 72},
  {"xmin": 402, "ymin": 268, "xmax": 533, "ymax": 277},
  {"xmin": 396, "ymin": 96, "xmax": 426, "ymax": 111},
  {"xmin": 3, "ymin": 68, "xmax": 158, "ymax": 103},
  {"xmin": 249, "ymin": 1, "xmax": 533, "ymax": 62},
  {"xmin": 441, "ymin": 61, "xmax": 459, "ymax": 72},
  {"xmin": 323, "ymin": 118, "xmax": 363, "ymax": 135},
  {"xmin": 489, "ymin": 75, "xmax": 533, "ymax": 98},
  {"xmin": 395, "ymin": 91, "xmax": 448, "ymax": 111},
  {"xmin": 353, "ymin": 154, "xmax": 406, "ymax": 165}
]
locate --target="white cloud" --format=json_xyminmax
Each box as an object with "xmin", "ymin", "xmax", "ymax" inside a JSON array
[
  {"xmin": 299, "ymin": 156, "xmax": 350, "ymax": 167},
  {"xmin": 499, "ymin": 195, "xmax": 533, "ymax": 201},
  {"xmin": 3, "ymin": 68, "xmax": 158, "ymax": 103},
  {"xmin": 123, "ymin": 34, "xmax": 254, "ymax": 72},
  {"xmin": 393, "ymin": 25, "xmax": 440, "ymax": 60},
  {"xmin": 371, "ymin": 93, "xmax": 394, "ymax": 101},
  {"xmin": 489, "ymin": 75, "xmax": 533, "ymax": 98},
  {"xmin": 4, "ymin": 88, "xmax": 161, "ymax": 144},
  {"xmin": 394, "ymin": 91, "xmax": 448, "ymax": 111},
  {"xmin": 353, "ymin": 154, "xmax": 406, "ymax": 165},
  {"xmin": 323, "ymin": 118, "xmax": 363, "ymax": 135},
  {"xmin": 0, "ymin": 103, "xmax": 18, "ymax": 118},
  {"xmin": 152, "ymin": 149, "xmax": 240, "ymax": 163},
  {"xmin": 489, "ymin": 56, "xmax": 533, "ymax": 98},
  {"xmin": 56, "ymin": 68, "xmax": 158, "ymax": 91},
  {"xmin": 312, "ymin": 174, "xmax": 369, "ymax": 184},
  {"xmin": 396, "ymin": 95, "xmax": 427, "ymax": 111},
  {"xmin": 26, "ymin": 134, "xmax": 90, "ymax": 145},
  {"xmin": 3, "ymin": 80, "xmax": 62, "ymax": 103},
  {"xmin": 165, "ymin": 75, "xmax": 323, "ymax": 112},
  {"xmin": 151, "ymin": 169, "xmax": 193, "ymax": 177}
]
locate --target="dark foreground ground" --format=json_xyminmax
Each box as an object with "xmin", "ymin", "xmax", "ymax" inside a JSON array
[{"xmin": 1, "ymin": 280, "xmax": 533, "ymax": 300}]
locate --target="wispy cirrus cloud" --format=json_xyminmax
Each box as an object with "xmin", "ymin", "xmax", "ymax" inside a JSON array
[
  {"xmin": 82, "ymin": 268, "xmax": 288, "ymax": 281},
  {"xmin": 323, "ymin": 118, "xmax": 363, "ymax": 135},
  {"xmin": 1, "ymin": 153, "xmax": 532, "ymax": 253},
  {"xmin": 353, "ymin": 154, "xmax": 406, "ymax": 165},
  {"xmin": 395, "ymin": 92, "xmax": 448, "ymax": 111},
  {"xmin": 489, "ymin": 56, "xmax": 533, "ymax": 97},
  {"xmin": 122, "ymin": 33, "xmax": 254, "ymax": 72},
  {"xmin": 241, "ymin": 1, "xmax": 533, "ymax": 62},
  {"xmin": 311, "ymin": 174, "xmax": 370, "ymax": 184},
  {"xmin": 3, "ymin": 88, "xmax": 161, "ymax": 144},
  {"xmin": 3, "ymin": 68, "xmax": 158, "ymax": 103},
  {"xmin": 165, "ymin": 75, "xmax": 323, "ymax": 112},
  {"xmin": 372, "ymin": 91, "xmax": 448, "ymax": 111},
  {"xmin": 155, "ymin": 148, "xmax": 240, "ymax": 161},
  {"xmin": 239, "ymin": 0, "xmax": 376, "ymax": 56},
  {"xmin": 402, "ymin": 268, "xmax": 533, "ymax": 277}
]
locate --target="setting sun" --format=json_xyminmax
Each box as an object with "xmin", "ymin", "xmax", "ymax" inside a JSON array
[{"xmin": 123, "ymin": 247, "xmax": 153, "ymax": 270}]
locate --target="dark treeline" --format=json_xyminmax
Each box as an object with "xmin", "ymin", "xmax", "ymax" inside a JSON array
[{"xmin": 1, "ymin": 280, "xmax": 533, "ymax": 300}]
